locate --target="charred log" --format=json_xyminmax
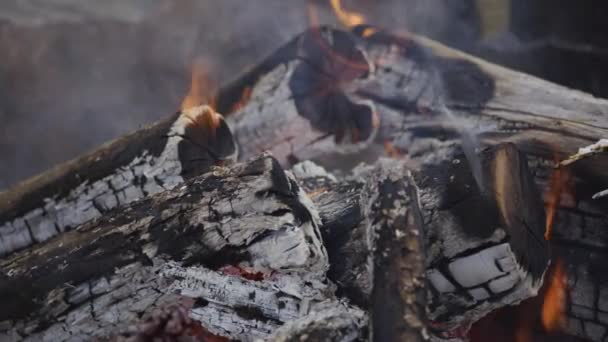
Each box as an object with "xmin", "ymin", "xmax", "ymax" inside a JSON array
[
  {"xmin": 2, "ymin": 24, "xmax": 608, "ymax": 341},
  {"xmin": 367, "ymin": 160, "xmax": 427, "ymax": 342},
  {"xmin": 219, "ymin": 26, "xmax": 608, "ymax": 340},
  {"xmin": 0, "ymin": 105, "xmax": 236, "ymax": 257},
  {"xmin": 0, "ymin": 155, "xmax": 333, "ymax": 341}
]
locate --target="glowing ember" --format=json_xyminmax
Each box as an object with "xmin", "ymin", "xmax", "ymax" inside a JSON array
[
  {"xmin": 306, "ymin": 187, "xmax": 329, "ymax": 198},
  {"xmin": 384, "ymin": 141, "xmax": 401, "ymax": 158},
  {"xmin": 544, "ymin": 162, "xmax": 574, "ymax": 240},
  {"xmin": 361, "ymin": 27, "xmax": 378, "ymax": 38},
  {"xmin": 329, "ymin": 0, "xmax": 365, "ymax": 28},
  {"xmin": 515, "ymin": 323, "xmax": 533, "ymax": 342},
  {"xmin": 542, "ymin": 259, "xmax": 567, "ymax": 333},
  {"xmin": 180, "ymin": 61, "xmax": 217, "ymax": 111}
]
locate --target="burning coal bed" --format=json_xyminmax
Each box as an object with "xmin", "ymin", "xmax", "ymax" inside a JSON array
[{"xmin": 1, "ymin": 19, "xmax": 608, "ymax": 342}]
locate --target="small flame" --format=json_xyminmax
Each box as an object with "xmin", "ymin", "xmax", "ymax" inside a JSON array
[
  {"xmin": 182, "ymin": 105, "xmax": 222, "ymax": 139},
  {"xmin": 329, "ymin": 0, "xmax": 365, "ymax": 28},
  {"xmin": 542, "ymin": 259, "xmax": 567, "ymax": 333},
  {"xmin": 180, "ymin": 61, "xmax": 217, "ymax": 111},
  {"xmin": 361, "ymin": 27, "xmax": 378, "ymax": 38},
  {"xmin": 231, "ymin": 86, "xmax": 252, "ymax": 113},
  {"xmin": 544, "ymin": 160, "xmax": 574, "ymax": 240},
  {"xmin": 306, "ymin": 1, "xmax": 370, "ymax": 72}
]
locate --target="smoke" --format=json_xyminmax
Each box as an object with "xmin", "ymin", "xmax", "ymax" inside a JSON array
[{"xmin": 0, "ymin": 0, "xmax": 481, "ymax": 190}]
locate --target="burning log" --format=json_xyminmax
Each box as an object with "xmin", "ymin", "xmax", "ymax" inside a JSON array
[
  {"xmin": 0, "ymin": 105, "xmax": 236, "ymax": 256},
  {"xmin": 218, "ymin": 26, "xmax": 608, "ymax": 165},
  {"xmin": 0, "ymin": 154, "xmax": 340, "ymax": 341},
  {"xmin": 296, "ymin": 159, "xmax": 428, "ymax": 341},
  {"xmin": 218, "ymin": 25, "xmax": 608, "ymax": 341},
  {"xmin": 2, "ymin": 24, "xmax": 608, "ymax": 341},
  {"xmin": 415, "ymin": 142, "xmax": 548, "ymax": 338}
]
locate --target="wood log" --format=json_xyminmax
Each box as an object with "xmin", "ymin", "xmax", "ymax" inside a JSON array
[
  {"xmin": 219, "ymin": 26, "xmax": 608, "ymax": 340},
  {"xmin": 414, "ymin": 142, "xmax": 548, "ymax": 339},
  {"xmin": 2, "ymin": 24, "xmax": 608, "ymax": 341},
  {"xmin": 0, "ymin": 154, "xmax": 339, "ymax": 341},
  {"xmin": 0, "ymin": 105, "xmax": 236, "ymax": 256},
  {"xmin": 293, "ymin": 159, "xmax": 431, "ymax": 341},
  {"xmin": 365, "ymin": 160, "xmax": 427, "ymax": 342},
  {"xmin": 296, "ymin": 146, "xmax": 549, "ymax": 340}
]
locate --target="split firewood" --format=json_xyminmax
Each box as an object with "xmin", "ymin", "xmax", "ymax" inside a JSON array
[
  {"xmin": 366, "ymin": 160, "xmax": 427, "ymax": 342},
  {"xmin": 294, "ymin": 159, "xmax": 429, "ymax": 342},
  {"xmin": 296, "ymin": 152, "xmax": 545, "ymax": 341},
  {"xmin": 0, "ymin": 155, "xmax": 334, "ymax": 341},
  {"xmin": 0, "ymin": 105, "xmax": 236, "ymax": 257},
  {"xmin": 414, "ymin": 142, "xmax": 548, "ymax": 339}
]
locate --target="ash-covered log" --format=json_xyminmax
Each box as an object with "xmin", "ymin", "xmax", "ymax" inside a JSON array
[
  {"xmin": 367, "ymin": 161, "xmax": 427, "ymax": 342},
  {"xmin": 221, "ymin": 26, "xmax": 608, "ymax": 167},
  {"xmin": 2, "ymin": 24, "xmax": 608, "ymax": 341},
  {"xmin": 415, "ymin": 142, "xmax": 549, "ymax": 338},
  {"xmin": 0, "ymin": 155, "xmax": 342, "ymax": 341},
  {"xmin": 0, "ymin": 105, "xmax": 236, "ymax": 256},
  {"xmin": 219, "ymin": 25, "xmax": 608, "ymax": 340},
  {"xmin": 294, "ymin": 159, "xmax": 428, "ymax": 342}
]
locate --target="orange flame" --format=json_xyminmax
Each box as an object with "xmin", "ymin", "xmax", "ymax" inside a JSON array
[
  {"xmin": 182, "ymin": 105, "xmax": 222, "ymax": 139},
  {"xmin": 230, "ymin": 86, "xmax": 252, "ymax": 113},
  {"xmin": 384, "ymin": 141, "xmax": 401, "ymax": 158},
  {"xmin": 361, "ymin": 27, "xmax": 378, "ymax": 38},
  {"xmin": 544, "ymin": 161, "xmax": 574, "ymax": 240},
  {"xmin": 306, "ymin": 1, "xmax": 370, "ymax": 72},
  {"xmin": 329, "ymin": 0, "xmax": 365, "ymax": 28},
  {"xmin": 542, "ymin": 259, "xmax": 567, "ymax": 333},
  {"xmin": 180, "ymin": 61, "xmax": 217, "ymax": 111}
]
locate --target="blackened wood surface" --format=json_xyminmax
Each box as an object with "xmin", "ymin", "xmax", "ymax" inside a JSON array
[
  {"xmin": 219, "ymin": 26, "xmax": 608, "ymax": 341},
  {"xmin": 2, "ymin": 25, "xmax": 608, "ymax": 341},
  {"xmin": 0, "ymin": 155, "xmax": 340, "ymax": 341},
  {"xmin": 0, "ymin": 106, "xmax": 236, "ymax": 256},
  {"xmin": 368, "ymin": 162, "xmax": 427, "ymax": 342}
]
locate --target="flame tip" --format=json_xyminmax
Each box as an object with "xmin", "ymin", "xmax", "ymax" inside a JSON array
[{"xmin": 328, "ymin": 0, "xmax": 366, "ymax": 29}]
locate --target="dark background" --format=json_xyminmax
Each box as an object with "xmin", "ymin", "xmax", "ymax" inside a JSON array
[{"xmin": 1, "ymin": 0, "xmax": 606, "ymax": 190}]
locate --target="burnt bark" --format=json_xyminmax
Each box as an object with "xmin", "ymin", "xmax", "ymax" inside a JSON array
[
  {"xmin": 218, "ymin": 26, "xmax": 608, "ymax": 341},
  {"xmin": 2, "ymin": 25, "xmax": 608, "ymax": 341},
  {"xmin": 0, "ymin": 105, "xmax": 236, "ymax": 257},
  {"xmin": 367, "ymin": 161, "xmax": 427, "ymax": 342},
  {"xmin": 0, "ymin": 154, "xmax": 338, "ymax": 341}
]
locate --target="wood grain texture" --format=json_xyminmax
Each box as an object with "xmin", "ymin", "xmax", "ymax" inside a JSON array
[
  {"xmin": 0, "ymin": 154, "xmax": 333, "ymax": 341},
  {"xmin": 0, "ymin": 105, "xmax": 236, "ymax": 256},
  {"xmin": 2, "ymin": 25, "xmax": 608, "ymax": 341}
]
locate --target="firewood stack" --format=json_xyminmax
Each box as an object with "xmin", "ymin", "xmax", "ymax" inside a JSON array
[{"xmin": 1, "ymin": 25, "xmax": 608, "ymax": 342}]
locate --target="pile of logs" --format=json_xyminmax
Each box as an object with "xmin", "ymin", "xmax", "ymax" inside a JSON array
[{"xmin": 1, "ymin": 26, "xmax": 608, "ymax": 341}]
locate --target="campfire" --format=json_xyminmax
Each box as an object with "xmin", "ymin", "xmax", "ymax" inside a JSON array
[{"xmin": 1, "ymin": 2, "xmax": 608, "ymax": 342}]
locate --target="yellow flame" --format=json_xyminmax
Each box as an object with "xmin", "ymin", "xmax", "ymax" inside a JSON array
[
  {"xmin": 329, "ymin": 0, "xmax": 365, "ymax": 28},
  {"xmin": 180, "ymin": 61, "xmax": 217, "ymax": 111}
]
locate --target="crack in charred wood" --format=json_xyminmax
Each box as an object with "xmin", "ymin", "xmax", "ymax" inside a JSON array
[
  {"xmin": 0, "ymin": 155, "xmax": 336, "ymax": 341},
  {"xmin": 0, "ymin": 107, "xmax": 237, "ymax": 258},
  {"xmin": 1, "ymin": 24, "xmax": 608, "ymax": 341}
]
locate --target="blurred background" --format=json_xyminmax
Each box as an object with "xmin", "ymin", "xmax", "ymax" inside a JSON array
[{"xmin": 1, "ymin": 0, "xmax": 607, "ymax": 189}]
